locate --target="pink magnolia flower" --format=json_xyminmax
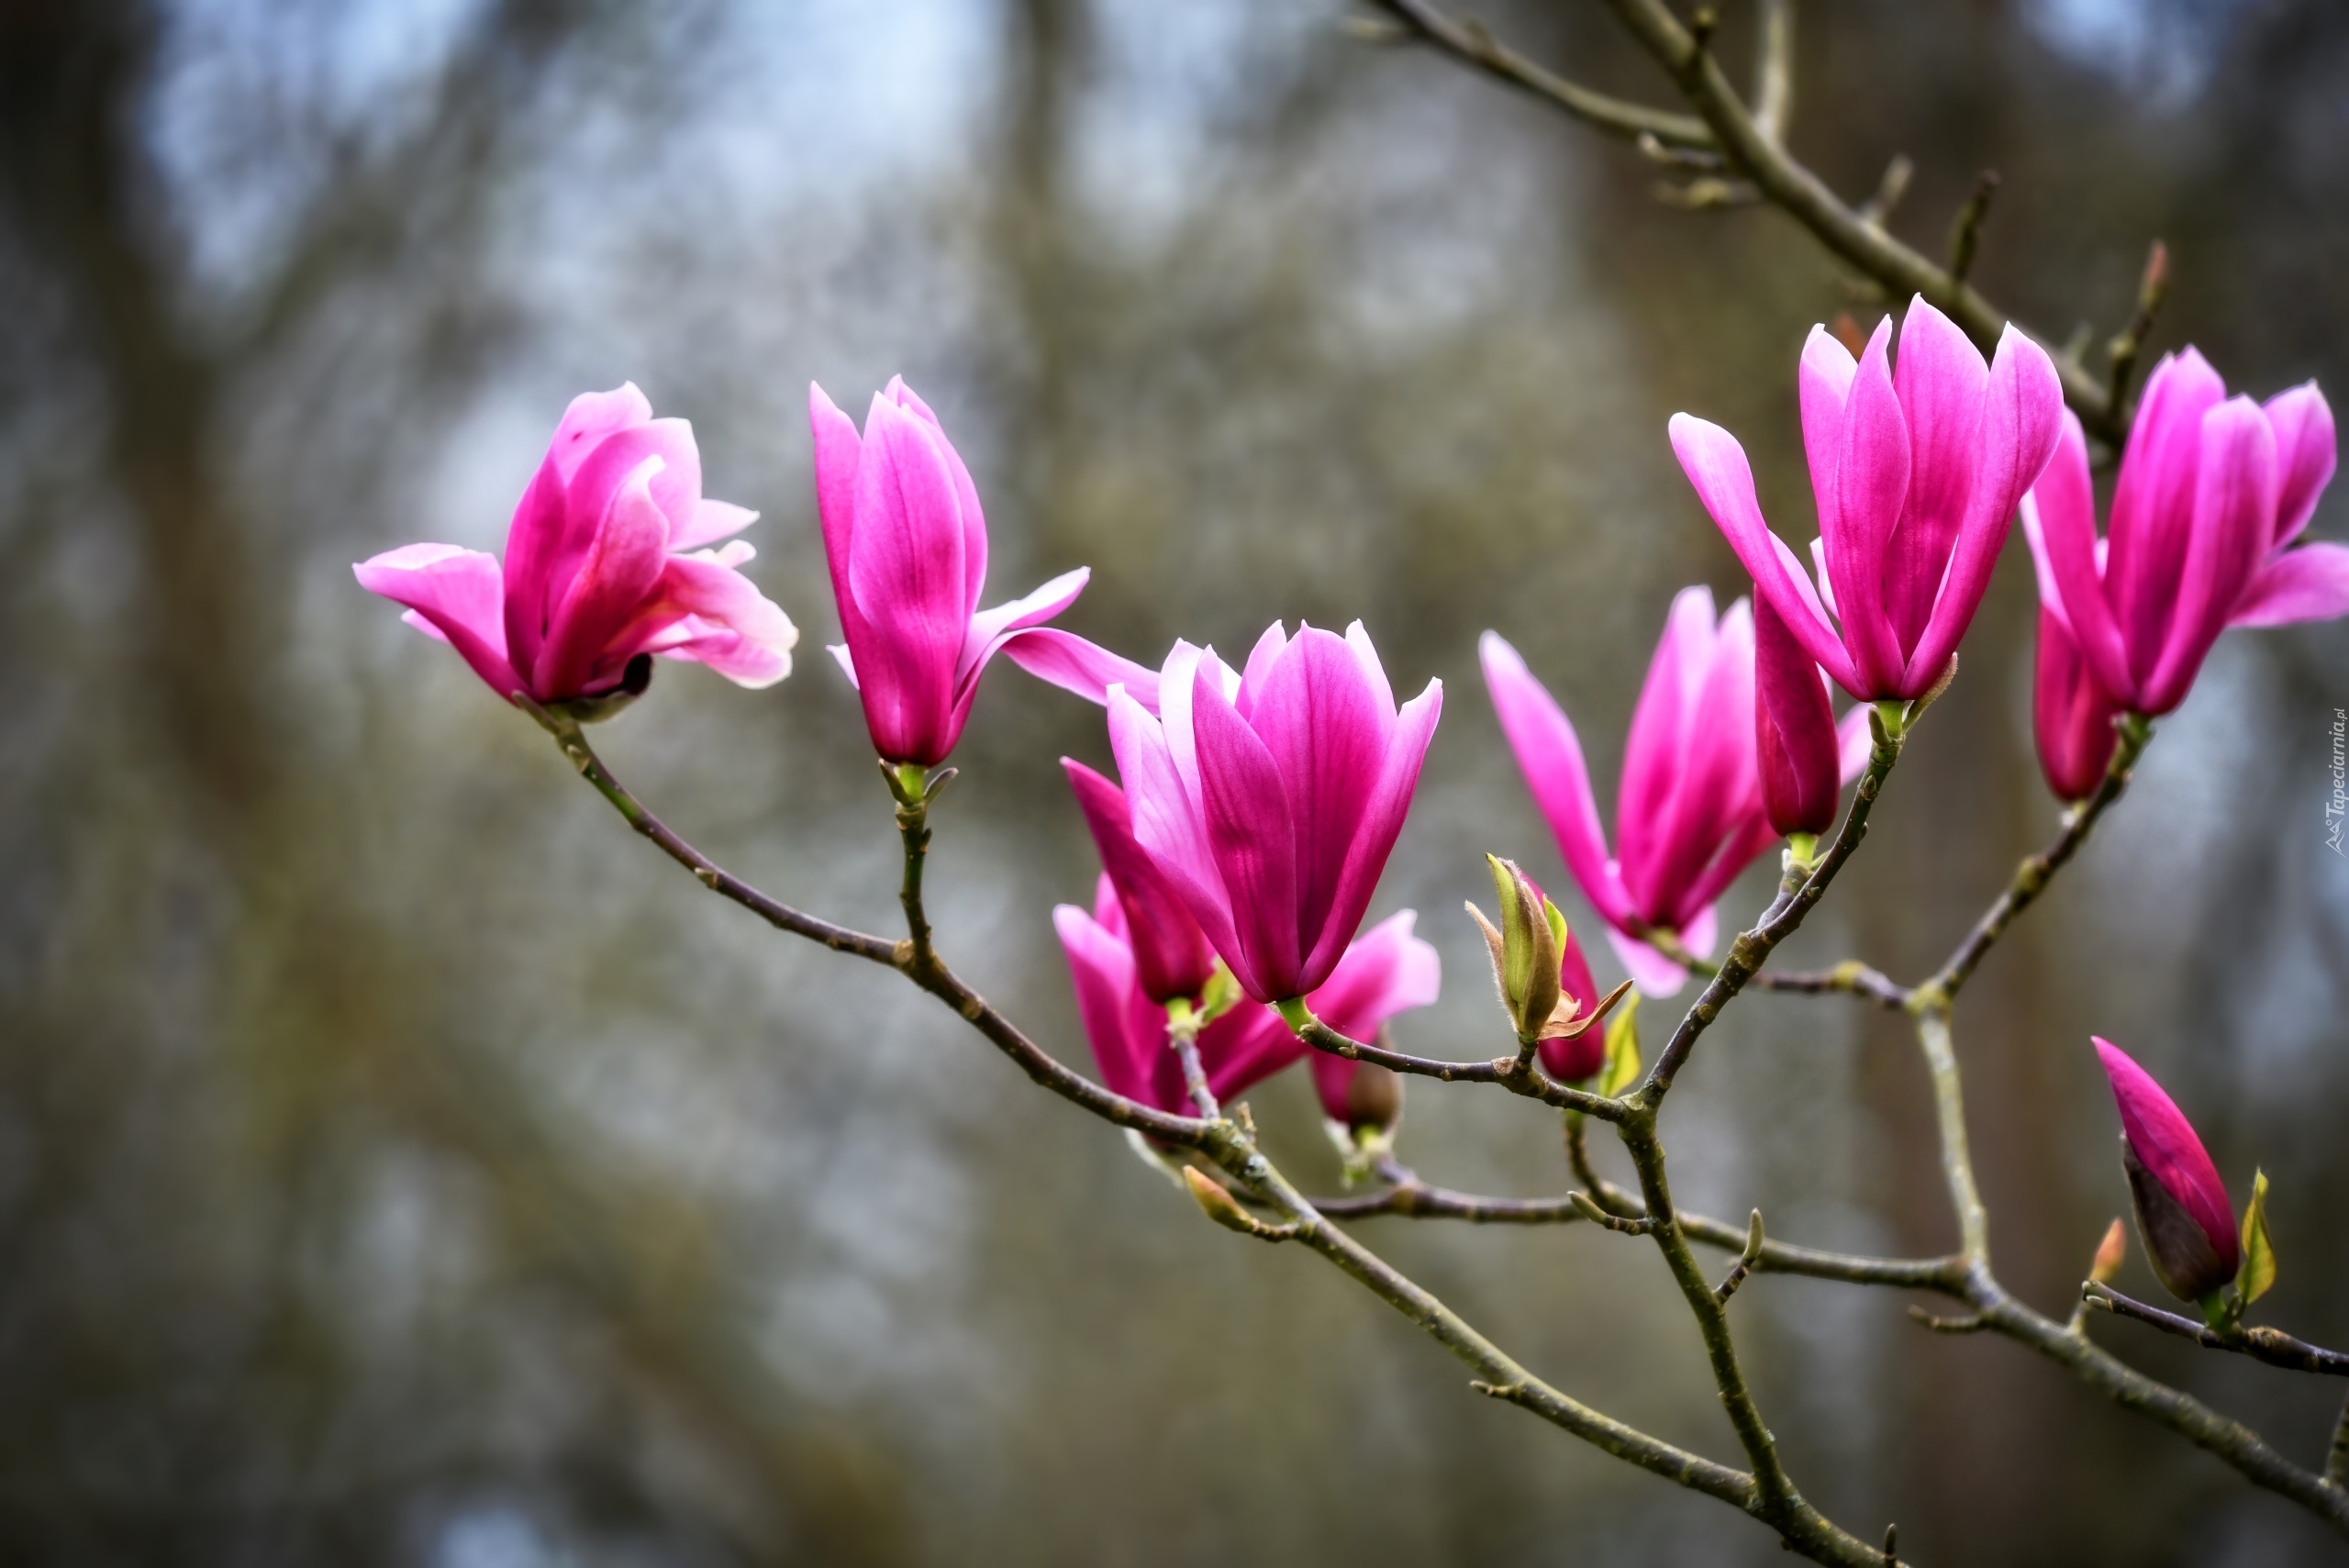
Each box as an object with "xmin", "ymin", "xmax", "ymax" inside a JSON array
[
  {"xmin": 1672, "ymin": 298, "xmax": 2065, "ymax": 701},
  {"xmin": 2021, "ymin": 352, "xmax": 2345, "ymax": 727},
  {"xmin": 1052, "ymin": 890, "xmax": 1438, "ymax": 1123},
  {"xmin": 355, "ymin": 384, "xmax": 797, "ymax": 707},
  {"xmin": 2093, "ymin": 1037, "xmax": 2240, "ymax": 1304},
  {"xmin": 1483, "ymin": 592, "xmax": 1868, "ymax": 997},
  {"xmin": 1063, "ymin": 759, "xmax": 1216, "ymax": 1005},
  {"xmin": 811, "ymin": 377, "xmax": 1097, "ymax": 765},
  {"xmin": 1106, "ymin": 623, "xmax": 1442, "ymax": 1004}
]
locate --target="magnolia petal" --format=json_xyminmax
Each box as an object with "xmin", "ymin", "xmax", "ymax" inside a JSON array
[
  {"xmin": 2094, "ymin": 1037, "xmax": 2240, "ymax": 1285},
  {"xmin": 2141, "ymin": 396, "xmax": 2277, "ymax": 715},
  {"xmin": 2231, "ymin": 542, "xmax": 2349, "ymax": 628},
  {"xmin": 1884, "ymin": 299, "xmax": 1989, "ymax": 655},
  {"xmin": 1190, "ymin": 664, "xmax": 1305, "ymax": 1001},
  {"xmin": 999, "ymin": 628, "xmax": 1163, "ymax": 712},
  {"xmin": 1830, "ymin": 321, "xmax": 1913, "ymax": 695},
  {"xmin": 1617, "ymin": 587, "xmax": 1713, "ymax": 906},
  {"xmin": 355, "ymin": 543, "xmax": 522, "ymax": 698},
  {"xmin": 1480, "ymin": 632, "xmax": 1634, "ymax": 929},
  {"xmin": 1605, "ymin": 925, "xmax": 1692, "ymax": 999},
  {"xmin": 2107, "ymin": 349, "xmax": 2228, "ymax": 688},
  {"xmin": 2263, "ymin": 382, "xmax": 2336, "ymax": 551},
  {"xmin": 534, "ymin": 456, "xmax": 674, "ymax": 701},
  {"xmin": 1669, "ymin": 414, "xmax": 1859, "ymax": 692},
  {"xmin": 1300, "ymin": 679, "xmax": 1442, "ymax": 994},
  {"xmin": 1250, "ymin": 626, "xmax": 1389, "ymax": 967}
]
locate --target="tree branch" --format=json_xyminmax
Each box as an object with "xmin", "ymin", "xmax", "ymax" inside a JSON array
[
  {"xmin": 1365, "ymin": 0, "xmax": 1716, "ymax": 150},
  {"xmin": 2084, "ymin": 1285, "xmax": 2349, "ymax": 1377}
]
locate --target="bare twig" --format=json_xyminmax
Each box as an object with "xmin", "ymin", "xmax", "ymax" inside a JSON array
[
  {"xmin": 1945, "ymin": 169, "xmax": 2000, "ymax": 286},
  {"xmin": 1914, "ymin": 715, "xmax": 2152, "ymax": 1010},
  {"xmin": 1286, "ymin": 1011, "xmax": 1632, "ymax": 1121},
  {"xmin": 2105, "ymin": 239, "xmax": 2172, "ymax": 427},
  {"xmin": 1908, "ymin": 1306, "xmax": 1989, "ymax": 1335},
  {"xmin": 1639, "ymin": 707, "xmax": 1904, "ymax": 1101},
  {"xmin": 1365, "ymin": 0, "xmax": 1715, "ymax": 151},
  {"xmin": 2084, "ymin": 1285, "xmax": 2349, "ymax": 1377}
]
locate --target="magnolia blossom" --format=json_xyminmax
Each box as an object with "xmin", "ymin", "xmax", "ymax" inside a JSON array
[
  {"xmin": 1063, "ymin": 759, "xmax": 1216, "ymax": 1005},
  {"xmin": 1052, "ymin": 891, "xmax": 1437, "ymax": 1125},
  {"xmin": 812, "ymin": 377, "xmax": 1103, "ymax": 765},
  {"xmin": 2093, "ymin": 1037, "xmax": 2240, "ymax": 1304},
  {"xmin": 2021, "ymin": 354, "xmax": 2344, "ymax": 771},
  {"xmin": 1106, "ymin": 624, "xmax": 1442, "ymax": 1004},
  {"xmin": 356, "ymin": 384, "xmax": 796, "ymax": 707},
  {"xmin": 1673, "ymin": 297, "xmax": 2065, "ymax": 701},
  {"xmin": 1482, "ymin": 591, "xmax": 1867, "ymax": 997}
]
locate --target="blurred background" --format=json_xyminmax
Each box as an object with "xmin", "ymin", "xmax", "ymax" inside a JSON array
[{"xmin": 2, "ymin": 1, "xmax": 2345, "ymax": 1562}]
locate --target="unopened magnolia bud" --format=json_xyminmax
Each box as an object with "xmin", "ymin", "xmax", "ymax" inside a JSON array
[
  {"xmin": 1478, "ymin": 854, "xmax": 1562, "ymax": 1041},
  {"xmin": 2096, "ymin": 1038, "xmax": 2239, "ymax": 1305},
  {"xmin": 2088, "ymin": 1218, "xmax": 2127, "ymax": 1285},
  {"xmin": 2122, "ymin": 1140, "xmax": 2235, "ymax": 1302},
  {"xmin": 1182, "ymin": 1167, "xmax": 1258, "ymax": 1234},
  {"xmin": 1345, "ymin": 1058, "xmax": 1403, "ymax": 1133}
]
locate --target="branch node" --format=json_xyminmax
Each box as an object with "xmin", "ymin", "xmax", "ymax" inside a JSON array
[
  {"xmin": 1571, "ymin": 1190, "xmax": 1659, "ymax": 1235},
  {"xmin": 1907, "ymin": 1305, "xmax": 1989, "ymax": 1335}
]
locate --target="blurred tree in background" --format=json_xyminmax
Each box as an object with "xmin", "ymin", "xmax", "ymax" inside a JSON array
[{"xmin": 0, "ymin": 1, "xmax": 2344, "ymax": 1562}]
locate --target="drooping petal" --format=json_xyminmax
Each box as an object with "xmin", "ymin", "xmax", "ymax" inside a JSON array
[
  {"xmin": 670, "ymin": 498, "xmax": 759, "ymax": 552},
  {"xmin": 604, "ymin": 550, "xmax": 798, "ymax": 689},
  {"xmin": 2231, "ymin": 542, "xmax": 2349, "ymax": 627},
  {"xmin": 1063, "ymin": 759, "xmax": 1218, "ymax": 1004},
  {"xmin": 998, "ymin": 628, "xmax": 1164, "ymax": 712},
  {"xmin": 2107, "ymin": 349, "xmax": 2228, "ymax": 689},
  {"xmin": 1480, "ymin": 632, "xmax": 1634, "ymax": 929},
  {"xmin": 1299, "ymin": 679, "xmax": 1442, "ymax": 995},
  {"xmin": 1052, "ymin": 904, "xmax": 1184, "ymax": 1114},
  {"xmin": 354, "ymin": 543, "xmax": 522, "ymax": 698},
  {"xmin": 1899, "ymin": 321, "xmax": 2065, "ymax": 695},
  {"xmin": 1189, "ymin": 666, "xmax": 1303, "ymax": 1001},
  {"xmin": 1883, "ymin": 300, "xmax": 1988, "ymax": 656},
  {"xmin": 955, "ymin": 567, "xmax": 1090, "ymax": 692},
  {"xmin": 533, "ymin": 456, "xmax": 674, "ymax": 700},
  {"xmin": 1670, "ymin": 414, "xmax": 1860, "ymax": 692},
  {"xmin": 2141, "ymin": 396, "xmax": 2277, "ymax": 715},
  {"xmin": 1308, "ymin": 910, "xmax": 1441, "ymax": 1045},
  {"xmin": 2263, "ymin": 383, "xmax": 2336, "ymax": 551}
]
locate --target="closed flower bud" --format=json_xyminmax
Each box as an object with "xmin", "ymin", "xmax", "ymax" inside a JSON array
[
  {"xmin": 2094, "ymin": 1038, "xmax": 2239, "ymax": 1305},
  {"xmin": 2088, "ymin": 1218, "xmax": 2128, "ymax": 1286},
  {"xmin": 1475, "ymin": 855, "xmax": 1561, "ymax": 1041}
]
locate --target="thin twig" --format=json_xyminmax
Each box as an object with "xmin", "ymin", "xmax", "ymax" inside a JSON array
[
  {"xmin": 1944, "ymin": 169, "xmax": 2000, "ymax": 286},
  {"xmin": 2083, "ymin": 1285, "xmax": 2349, "ymax": 1377},
  {"xmin": 1286, "ymin": 1012, "xmax": 1632, "ymax": 1121},
  {"xmin": 1640, "ymin": 708, "xmax": 1904, "ymax": 1101},
  {"xmin": 1588, "ymin": 0, "xmax": 2123, "ymax": 442},
  {"xmin": 2105, "ymin": 239, "xmax": 2172, "ymax": 428},
  {"xmin": 1754, "ymin": 962, "xmax": 1911, "ymax": 1009},
  {"xmin": 1914, "ymin": 715, "xmax": 2151, "ymax": 1009},
  {"xmin": 539, "ymin": 717, "xmax": 1212, "ymax": 1148},
  {"xmin": 1366, "ymin": 0, "xmax": 1715, "ymax": 150}
]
